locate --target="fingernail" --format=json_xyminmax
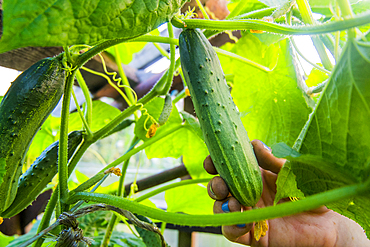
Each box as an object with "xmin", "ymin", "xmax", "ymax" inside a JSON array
[
  {"xmin": 221, "ymin": 201, "xmax": 230, "ymax": 212},
  {"xmin": 261, "ymin": 141, "xmax": 271, "ymax": 151},
  {"xmin": 237, "ymin": 224, "xmax": 246, "ymax": 228}
]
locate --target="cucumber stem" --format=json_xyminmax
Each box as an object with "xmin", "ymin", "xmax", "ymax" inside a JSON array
[
  {"xmin": 171, "ymin": 13, "xmax": 370, "ymax": 35},
  {"xmin": 75, "ymin": 69, "xmax": 93, "ymax": 128},
  {"xmin": 59, "ymin": 71, "xmax": 76, "ymax": 205},
  {"xmin": 101, "ymin": 137, "xmax": 139, "ymax": 247},
  {"xmin": 68, "ymin": 182, "xmax": 368, "ymax": 226}
]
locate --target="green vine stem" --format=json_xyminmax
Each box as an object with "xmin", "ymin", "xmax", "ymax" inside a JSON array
[
  {"xmin": 33, "ymin": 140, "xmax": 90, "ymax": 247},
  {"xmin": 173, "ymin": 88, "xmax": 187, "ymax": 104},
  {"xmin": 171, "ymin": 12, "xmax": 370, "ymax": 35},
  {"xmin": 102, "ymin": 137, "xmax": 139, "ymax": 247},
  {"xmin": 69, "ymin": 173, "xmax": 106, "ymax": 196},
  {"xmin": 75, "ymin": 69, "xmax": 93, "ymax": 127},
  {"xmin": 290, "ymin": 38, "xmax": 331, "ymax": 75},
  {"xmin": 153, "ymin": 43, "xmax": 170, "ymax": 59},
  {"xmin": 87, "ymin": 124, "xmax": 185, "ymax": 184},
  {"xmin": 71, "ymin": 90, "xmax": 93, "ymax": 136},
  {"xmin": 69, "ymin": 173, "xmax": 110, "ymax": 213},
  {"xmin": 195, "ymin": 0, "xmax": 210, "ymax": 20},
  {"xmin": 134, "ymin": 178, "xmax": 210, "ymax": 203},
  {"xmin": 67, "ymin": 182, "xmax": 368, "ymax": 226},
  {"xmin": 155, "ymin": 23, "xmax": 177, "ymax": 95},
  {"xmin": 76, "ymin": 35, "xmax": 178, "ymax": 70},
  {"xmin": 337, "ymin": 0, "xmax": 355, "ymax": 39},
  {"xmin": 33, "ymin": 187, "xmax": 59, "ymax": 247},
  {"xmin": 295, "ymin": 0, "xmax": 333, "ymax": 70},
  {"xmin": 129, "ymin": 35, "xmax": 179, "ymax": 45},
  {"xmin": 337, "ymin": 0, "xmax": 354, "ymax": 18},
  {"xmin": 214, "ymin": 47, "xmax": 271, "ymax": 73},
  {"xmin": 59, "ymin": 70, "xmax": 76, "ymax": 207}
]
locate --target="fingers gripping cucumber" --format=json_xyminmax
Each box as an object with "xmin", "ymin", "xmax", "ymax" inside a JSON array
[
  {"xmin": 0, "ymin": 55, "xmax": 66, "ymax": 212},
  {"xmin": 179, "ymin": 29, "xmax": 263, "ymax": 207},
  {"xmin": 1, "ymin": 131, "xmax": 83, "ymax": 218}
]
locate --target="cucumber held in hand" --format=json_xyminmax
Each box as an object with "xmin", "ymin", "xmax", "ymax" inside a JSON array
[
  {"xmin": 179, "ymin": 29, "xmax": 263, "ymax": 207},
  {"xmin": 0, "ymin": 55, "xmax": 66, "ymax": 212},
  {"xmin": 1, "ymin": 131, "xmax": 83, "ymax": 218}
]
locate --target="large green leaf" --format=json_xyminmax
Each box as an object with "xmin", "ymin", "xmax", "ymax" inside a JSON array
[
  {"xmin": 0, "ymin": 0, "xmax": 186, "ymax": 53},
  {"xmin": 298, "ymin": 39, "xmax": 370, "ymax": 181},
  {"xmin": 219, "ymin": 34, "xmax": 311, "ymax": 147},
  {"xmin": 277, "ymin": 38, "xmax": 370, "ymax": 237},
  {"xmin": 165, "ymin": 183, "xmax": 214, "ymax": 215}
]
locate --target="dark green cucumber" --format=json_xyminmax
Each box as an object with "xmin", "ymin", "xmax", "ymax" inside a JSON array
[
  {"xmin": 0, "ymin": 55, "xmax": 66, "ymax": 212},
  {"xmin": 1, "ymin": 131, "xmax": 83, "ymax": 218},
  {"xmin": 179, "ymin": 29, "xmax": 263, "ymax": 207}
]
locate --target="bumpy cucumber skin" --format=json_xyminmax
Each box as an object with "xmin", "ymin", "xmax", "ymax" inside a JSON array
[
  {"xmin": 158, "ymin": 94, "xmax": 173, "ymax": 126},
  {"xmin": 0, "ymin": 55, "xmax": 66, "ymax": 212},
  {"xmin": 179, "ymin": 29, "xmax": 263, "ymax": 207},
  {"xmin": 1, "ymin": 131, "xmax": 83, "ymax": 218}
]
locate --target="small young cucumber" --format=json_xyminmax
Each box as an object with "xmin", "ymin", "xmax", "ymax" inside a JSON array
[
  {"xmin": 179, "ymin": 29, "xmax": 263, "ymax": 207},
  {"xmin": 158, "ymin": 94, "xmax": 173, "ymax": 126},
  {"xmin": 0, "ymin": 55, "xmax": 66, "ymax": 212},
  {"xmin": 1, "ymin": 131, "xmax": 83, "ymax": 218}
]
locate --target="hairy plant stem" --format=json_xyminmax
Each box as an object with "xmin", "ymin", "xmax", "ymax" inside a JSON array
[
  {"xmin": 76, "ymin": 35, "xmax": 178, "ymax": 70},
  {"xmin": 33, "ymin": 187, "xmax": 59, "ymax": 247},
  {"xmin": 295, "ymin": 0, "xmax": 333, "ymax": 70},
  {"xmin": 214, "ymin": 47, "xmax": 271, "ymax": 72},
  {"xmin": 59, "ymin": 71, "xmax": 76, "ymax": 208},
  {"xmin": 102, "ymin": 137, "xmax": 139, "ymax": 247},
  {"xmin": 75, "ymin": 69, "xmax": 93, "ymax": 127},
  {"xmin": 153, "ymin": 42, "xmax": 170, "ymax": 59},
  {"xmin": 155, "ymin": 23, "xmax": 177, "ymax": 95},
  {"xmin": 337, "ymin": 0, "xmax": 355, "ymax": 39},
  {"xmin": 290, "ymin": 38, "xmax": 331, "ymax": 75},
  {"xmin": 88, "ymin": 124, "xmax": 185, "ymax": 182},
  {"xmin": 171, "ymin": 12, "xmax": 370, "ymax": 35},
  {"xmin": 195, "ymin": 0, "xmax": 210, "ymax": 19},
  {"xmin": 71, "ymin": 90, "xmax": 93, "ymax": 136},
  {"xmin": 68, "ymin": 182, "xmax": 368, "ymax": 226}
]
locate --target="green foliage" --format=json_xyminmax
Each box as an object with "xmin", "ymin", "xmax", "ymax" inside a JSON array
[
  {"xmin": 0, "ymin": 232, "xmax": 14, "ymax": 247},
  {"xmin": 305, "ymin": 67, "xmax": 329, "ymax": 87},
  {"xmin": 134, "ymin": 97, "xmax": 182, "ymax": 141},
  {"xmin": 219, "ymin": 34, "xmax": 311, "ymax": 147},
  {"xmin": 275, "ymin": 38, "xmax": 370, "ymax": 237},
  {"xmin": 165, "ymin": 183, "xmax": 214, "ymax": 215},
  {"xmin": 0, "ymin": 0, "xmax": 187, "ymax": 53}
]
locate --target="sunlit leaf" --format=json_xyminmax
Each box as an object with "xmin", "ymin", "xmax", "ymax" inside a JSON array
[
  {"xmin": 165, "ymin": 183, "xmax": 213, "ymax": 215},
  {"xmin": 278, "ymin": 38, "xmax": 370, "ymax": 237},
  {"xmin": 0, "ymin": 0, "xmax": 186, "ymax": 53},
  {"xmin": 219, "ymin": 33, "xmax": 311, "ymax": 147}
]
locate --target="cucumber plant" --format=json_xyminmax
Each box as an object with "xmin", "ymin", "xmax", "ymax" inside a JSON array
[{"xmin": 1, "ymin": 0, "xmax": 370, "ymax": 246}]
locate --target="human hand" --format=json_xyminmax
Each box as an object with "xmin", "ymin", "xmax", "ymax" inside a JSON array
[{"xmin": 204, "ymin": 140, "xmax": 369, "ymax": 247}]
